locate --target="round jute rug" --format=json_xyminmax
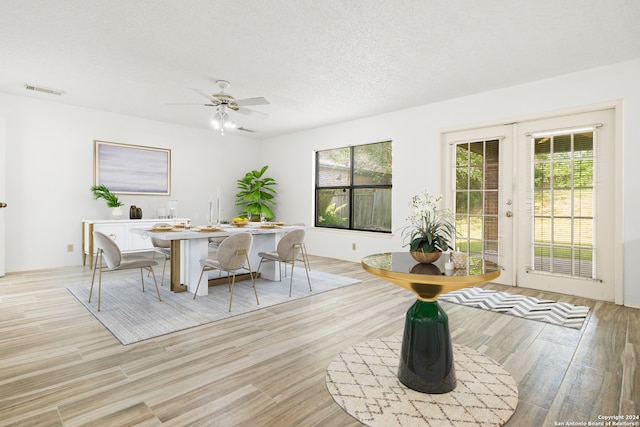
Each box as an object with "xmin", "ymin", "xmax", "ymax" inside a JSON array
[{"xmin": 326, "ymin": 336, "xmax": 518, "ymax": 426}]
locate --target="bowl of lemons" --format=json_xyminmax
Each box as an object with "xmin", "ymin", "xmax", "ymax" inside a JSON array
[{"xmin": 231, "ymin": 217, "xmax": 250, "ymax": 227}]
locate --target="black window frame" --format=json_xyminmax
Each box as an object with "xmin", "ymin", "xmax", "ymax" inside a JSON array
[{"xmin": 314, "ymin": 140, "xmax": 392, "ymax": 233}]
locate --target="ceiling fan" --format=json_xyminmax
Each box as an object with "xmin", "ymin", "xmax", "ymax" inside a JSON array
[{"xmin": 170, "ymin": 80, "xmax": 269, "ymax": 134}]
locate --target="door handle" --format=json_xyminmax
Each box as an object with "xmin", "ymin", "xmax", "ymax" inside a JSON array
[
  {"xmin": 0, "ymin": 202, "xmax": 6, "ymax": 208},
  {"xmin": 506, "ymin": 211, "xmax": 513, "ymax": 218}
]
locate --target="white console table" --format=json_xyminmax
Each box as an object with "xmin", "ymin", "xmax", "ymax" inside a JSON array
[{"xmin": 81, "ymin": 218, "xmax": 190, "ymax": 268}]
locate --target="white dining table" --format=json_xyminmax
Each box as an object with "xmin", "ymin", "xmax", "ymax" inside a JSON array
[{"xmin": 133, "ymin": 224, "xmax": 303, "ymax": 296}]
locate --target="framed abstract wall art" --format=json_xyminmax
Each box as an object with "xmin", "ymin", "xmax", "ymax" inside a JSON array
[{"xmin": 94, "ymin": 140, "xmax": 171, "ymax": 195}]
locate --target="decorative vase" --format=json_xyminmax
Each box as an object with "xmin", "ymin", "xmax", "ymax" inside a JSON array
[
  {"xmin": 112, "ymin": 207, "xmax": 123, "ymax": 219},
  {"xmin": 410, "ymin": 250, "xmax": 442, "ymax": 264}
]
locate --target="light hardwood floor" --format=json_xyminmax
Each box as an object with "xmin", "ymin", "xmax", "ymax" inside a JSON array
[{"xmin": 0, "ymin": 255, "xmax": 638, "ymax": 426}]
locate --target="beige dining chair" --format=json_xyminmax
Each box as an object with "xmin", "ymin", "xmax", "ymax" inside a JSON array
[
  {"xmin": 90, "ymin": 231, "xmax": 162, "ymax": 311},
  {"xmin": 257, "ymin": 229, "xmax": 311, "ymax": 297},
  {"xmin": 208, "ymin": 236, "xmax": 226, "ymax": 253},
  {"xmin": 150, "ymin": 222, "xmax": 171, "ymax": 286},
  {"xmin": 291, "ymin": 223, "xmax": 310, "ymax": 271},
  {"xmin": 193, "ymin": 232, "xmax": 259, "ymax": 312}
]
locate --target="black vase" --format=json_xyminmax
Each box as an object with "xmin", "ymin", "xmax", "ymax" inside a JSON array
[{"xmin": 130, "ymin": 205, "xmax": 142, "ymax": 219}]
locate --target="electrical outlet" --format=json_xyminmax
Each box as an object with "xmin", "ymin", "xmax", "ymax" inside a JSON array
[
  {"xmin": 352, "ymin": 243, "xmax": 356, "ymax": 250},
  {"xmin": 66, "ymin": 244, "xmax": 73, "ymax": 252}
]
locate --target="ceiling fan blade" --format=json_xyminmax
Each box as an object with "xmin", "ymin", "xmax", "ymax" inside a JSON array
[
  {"xmin": 238, "ymin": 126, "xmax": 257, "ymax": 133},
  {"xmin": 166, "ymin": 102, "xmax": 217, "ymax": 107},
  {"xmin": 191, "ymin": 88, "xmax": 221, "ymax": 105},
  {"xmin": 235, "ymin": 97, "xmax": 270, "ymax": 107},
  {"xmin": 236, "ymin": 107, "xmax": 269, "ymax": 119}
]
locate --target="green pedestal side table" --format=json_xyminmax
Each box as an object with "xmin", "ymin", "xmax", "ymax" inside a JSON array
[{"xmin": 361, "ymin": 252, "xmax": 500, "ymax": 393}]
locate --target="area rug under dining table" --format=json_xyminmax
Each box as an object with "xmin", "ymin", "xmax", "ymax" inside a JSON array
[{"xmin": 67, "ymin": 269, "xmax": 361, "ymax": 345}]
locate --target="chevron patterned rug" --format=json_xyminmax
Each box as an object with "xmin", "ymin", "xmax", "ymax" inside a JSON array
[{"xmin": 439, "ymin": 287, "xmax": 590, "ymax": 329}]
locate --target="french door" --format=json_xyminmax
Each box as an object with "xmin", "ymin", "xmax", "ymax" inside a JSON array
[
  {"xmin": 516, "ymin": 109, "xmax": 617, "ymax": 302},
  {"xmin": 0, "ymin": 119, "xmax": 5, "ymax": 277},
  {"xmin": 443, "ymin": 108, "xmax": 618, "ymax": 301},
  {"xmin": 443, "ymin": 125, "xmax": 514, "ymax": 286}
]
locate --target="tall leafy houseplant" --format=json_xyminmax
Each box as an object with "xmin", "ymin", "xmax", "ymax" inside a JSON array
[
  {"xmin": 235, "ymin": 165, "xmax": 277, "ymax": 220},
  {"xmin": 90, "ymin": 184, "xmax": 124, "ymax": 208}
]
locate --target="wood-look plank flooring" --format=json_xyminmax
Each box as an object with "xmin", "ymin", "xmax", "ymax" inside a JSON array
[{"xmin": 0, "ymin": 255, "xmax": 638, "ymax": 426}]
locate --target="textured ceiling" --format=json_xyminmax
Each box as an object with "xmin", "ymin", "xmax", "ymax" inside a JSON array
[{"xmin": 1, "ymin": 0, "xmax": 639, "ymax": 138}]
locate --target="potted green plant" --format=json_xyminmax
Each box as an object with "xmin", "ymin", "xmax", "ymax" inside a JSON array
[
  {"xmin": 90, "ymin": 184, "xmax": 124, "ymax": 218},
  {"xmin": 401, "ymin": 190, "xmax": 455, "ymax": 263},
  {"xmin": 235, "ymin": 165, "xmax": 277, "ymax": 220}
]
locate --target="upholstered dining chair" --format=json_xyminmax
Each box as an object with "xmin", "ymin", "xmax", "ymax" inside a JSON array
[
  {"xmin": 291, "ymin": 223, "xmax": 310, "ymax": 271},
  {"xmin": 257, "ymin": 229, "xmax": 311, "ymax": 297},
  {"xmin": 207, "ymin": 235, "xmax": 226, "ymax": 259},
  {"xmin": 150, "ymin": 222, "xmax": 171, "ymax": 286},
  {"xmin": 193, "ymin": 232, "xmax": 259, "ymax": 312},
  {"xmin": 90, "ymin": 231, "xmax": 162, "ymax": 311}
]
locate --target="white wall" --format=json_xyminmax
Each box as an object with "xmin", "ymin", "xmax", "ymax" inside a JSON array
[
  {"xmin": 0, "ymin": 92, "xmax": 260, "ymax": 271},
  {"xmin": 261, "ymin": 58, "xmax": 640, "ymax": 306},
  {"xmin": 1, "ymin": 58, "xmax": 638, "ymax": 305}
]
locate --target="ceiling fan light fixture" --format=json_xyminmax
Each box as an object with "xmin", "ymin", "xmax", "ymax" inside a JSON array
[
  {"xmin": 211, "ymin": 108, "xmax": 235, "ymax": 134},
  {"xmin": 174, "ymin": 80, "xmax": 268, "ymax": 135}
]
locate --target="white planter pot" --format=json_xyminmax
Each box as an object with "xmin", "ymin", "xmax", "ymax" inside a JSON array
[{"xmin": 112, "ymin": 207, "xmax": 123, "ymax": 219}]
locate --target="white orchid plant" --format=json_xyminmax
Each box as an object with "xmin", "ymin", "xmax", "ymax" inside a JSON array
[{"xmin": 402, "ymin": 190, "xmax": 456, "ymax": 253}]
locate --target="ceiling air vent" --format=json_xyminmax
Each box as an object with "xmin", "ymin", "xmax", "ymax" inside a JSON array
[
  {"xmin": 24, "ymin": 84, "xmax": 64, "ymax": 96},
  {"xmin": 238, "ymin": 127, "xmax": 256, "ymax": 133}
]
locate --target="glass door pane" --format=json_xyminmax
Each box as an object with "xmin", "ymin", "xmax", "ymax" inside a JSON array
[
  {"xmin": 531, "ymin": 130, "xmax": 594, "ymax": 278},
  {"xmin": 454, "ymin": 139, "xmax": 500, "ymax": 265}
]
